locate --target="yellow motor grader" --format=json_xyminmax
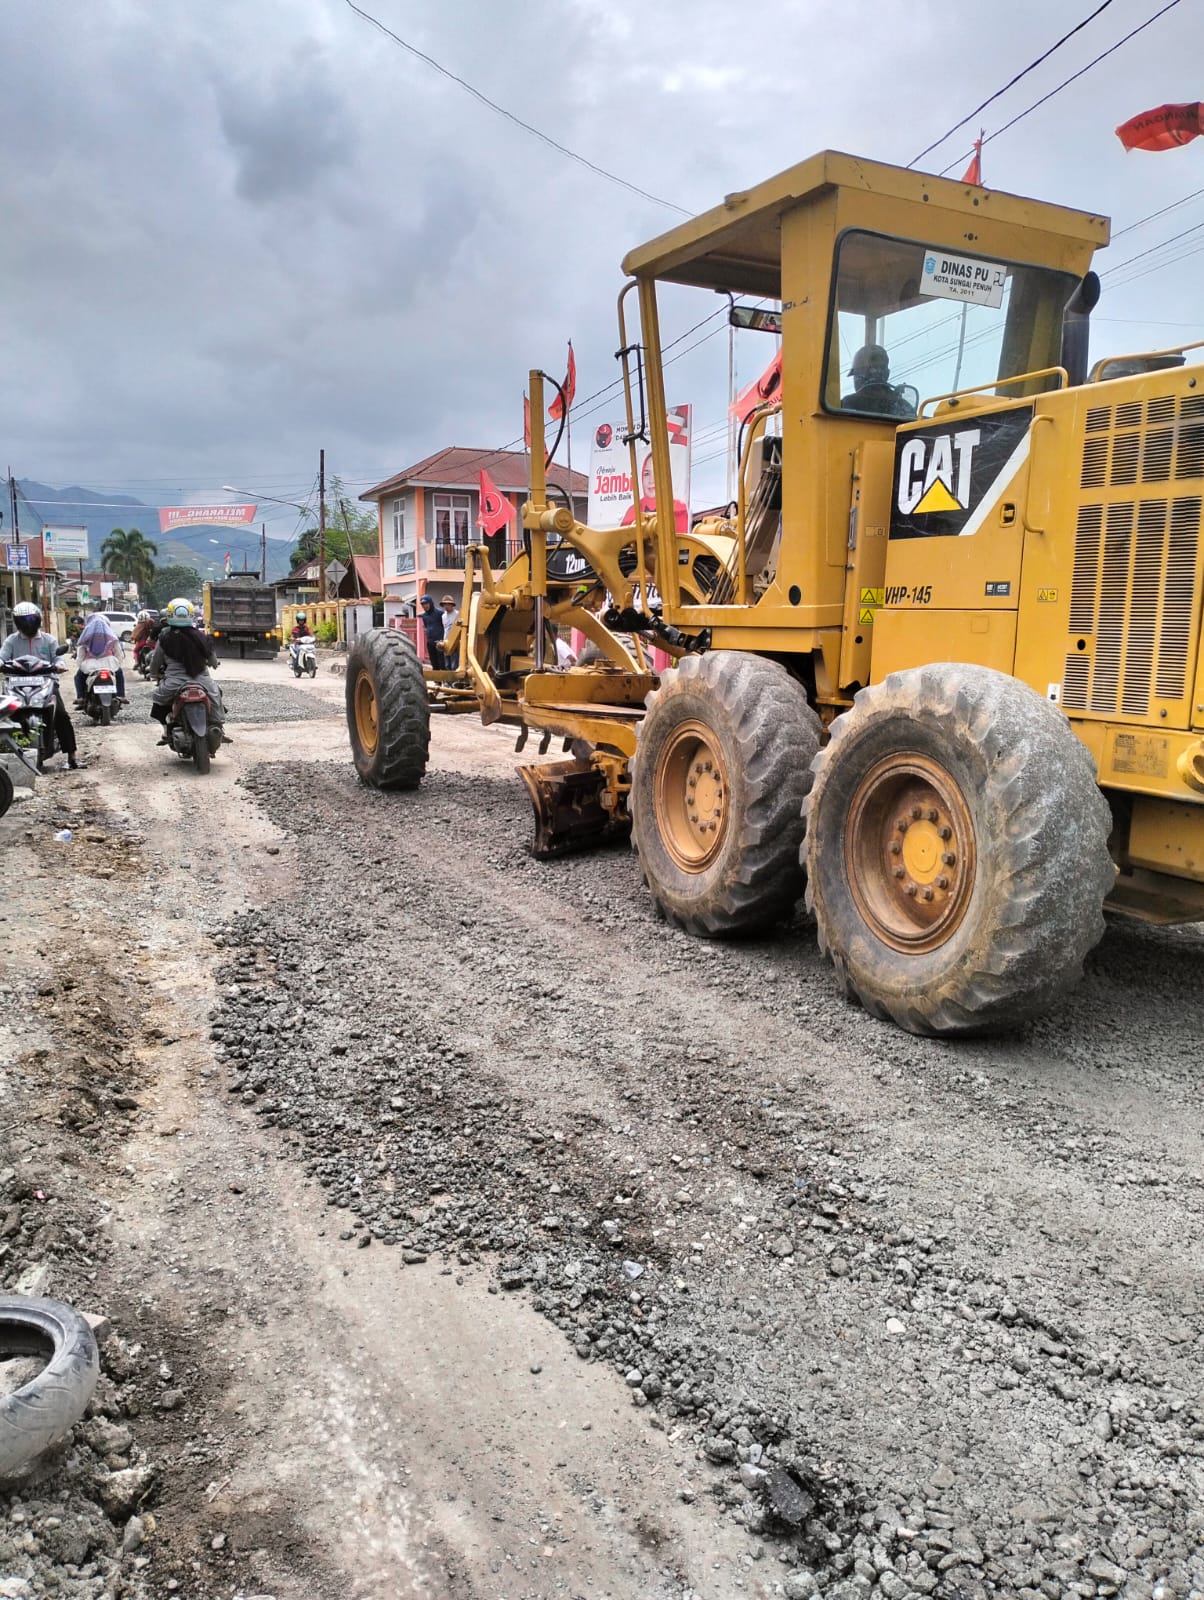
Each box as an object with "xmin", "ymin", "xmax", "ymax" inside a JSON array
[{"xmin": 347, "ymin": 149, "xmax": 1204, "ymax": 1036}]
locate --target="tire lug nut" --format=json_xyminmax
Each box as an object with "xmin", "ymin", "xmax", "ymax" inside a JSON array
[
  {"xmin": 942, "ymin": 852, "xmax": 956, "ymax": 866},
  {"xmin": 937, "ymin": 875, "xmax": 950, "ymax": 890},
  {"xmin": 904, "ymin": 883, "xmax": 918, "ymax": 897},
  {"xmin": 911, "ymin": 805, "xmax": 923, "ymax": 820},
  {"xmin": 893, "ymin": 867, "xmax": 906, "ymax": 879},
  {"xmin": 925, "ymin": 807, "xmax": 938, "ymax": 823},
  {"xmin": 922, "ymin": 887, "xmax": 934, "ymax": 902},
  {"xmin": 896, "ymin": 817, "xmax": 909, "ymax": 832},
  {"xmin": 889, "ymin": 842, "xmax": 902, "ymax": 856},
  {"xmin": 938, "ymin": 825, "xmax": 952, "ymax": 840}
]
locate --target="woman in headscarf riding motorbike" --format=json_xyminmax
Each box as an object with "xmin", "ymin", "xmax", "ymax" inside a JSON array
[
  {"xmin": 73, "ymin": 611, "xmax": 127, "ymax": 706},
  {"xmin": 148, "ymin": 599, "xmax": 225, "ymax": 740}
]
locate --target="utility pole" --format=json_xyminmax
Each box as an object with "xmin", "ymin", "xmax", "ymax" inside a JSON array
[
  {"xmin": 8, "ymin": 471, "xmax": 20, "ymax": 545},
  {"xmin": 261, "ymin": 522, "xmax": 267, "ymax": 583},
  {"xmin": 318, "ymin": 448, "xmax": 327, "ymax": 602}
]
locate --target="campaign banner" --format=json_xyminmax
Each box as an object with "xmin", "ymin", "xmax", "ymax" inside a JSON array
[
  {"xmin": 159, "ymin": 503, "xmax": 256, "ymax": 533},
  {"xmin": 588, "ymin": 406, "xmax": 692, "ymax": 531},
  {"xmin": 43, "ymin": 524, "xmax": 89, "ymax": 559}
]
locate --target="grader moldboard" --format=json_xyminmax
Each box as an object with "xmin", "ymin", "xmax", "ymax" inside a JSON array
[{"xmin": 347, "ymin": 149, "xmax": 1204, "ymax": 1037}]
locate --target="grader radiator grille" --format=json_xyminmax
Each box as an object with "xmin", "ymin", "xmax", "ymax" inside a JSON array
[{"xmin": 1062, "ymin": 390, "xmax": 1204, "ymax": 721}]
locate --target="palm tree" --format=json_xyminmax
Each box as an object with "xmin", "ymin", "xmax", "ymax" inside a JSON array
[{"xmin": 100, "ymin": 527, "xmax": 158, "ymax": 593}]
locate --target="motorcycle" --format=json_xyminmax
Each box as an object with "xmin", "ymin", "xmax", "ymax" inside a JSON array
[
  {"xmin": 0, "ymin": 690, "xmax": 36, "ymax": 817},
  {"xmin": 134, "ymin": 638, "xmax": 156, "ymax": 679},
  {"xmin": 82, "ymin": 665, "xmax": 121, "ymax": 726},
  {"xmin": 163, "ymin": 682, "xmax": 224, "ymax": 774},
  {"xmin": 0, "ymin": 649, "xmax": 69, "ymax": 772},
  {"xmin": 289, "ymin": 634, "xmax": 317, "ymax": 678}
]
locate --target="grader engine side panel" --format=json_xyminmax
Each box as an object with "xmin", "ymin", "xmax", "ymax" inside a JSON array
[{"xmin": 1015, "ymin": 373, "xmax": 1204, "ymax": 747}]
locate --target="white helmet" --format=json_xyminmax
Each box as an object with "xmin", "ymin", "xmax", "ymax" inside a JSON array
[
  {"xmin": 164, "ymin": 598, "xmax": 196, "ymax": 628},
  {"xmin": 13, "ymin": 601, "xmax": 42, "ymax": 638}
]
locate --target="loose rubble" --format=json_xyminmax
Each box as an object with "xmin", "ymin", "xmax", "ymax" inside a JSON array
[{"xmin": 206, "ymin": 759, "xmax": 1204, "ymax": 1600}]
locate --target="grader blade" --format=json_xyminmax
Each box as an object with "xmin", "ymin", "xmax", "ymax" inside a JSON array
[{"xmin": 518, "ymin": 758, "xmax": 630, "ymax": 859}]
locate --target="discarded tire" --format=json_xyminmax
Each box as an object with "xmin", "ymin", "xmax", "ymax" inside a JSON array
[
  {"xmin": 345, "ymin": 628, "xmax": 430, "ymax": 790},
  {"xmin": 633, "ymin": 651, "xmax": 823, "ymax": 936},
  {"xmin": 804, "ymin": 663, "xmax": 1114, "ymax": 1035},
  {"xmin": 0, "ymin": 1297, "xmax": 99, "ymax": 1482}
]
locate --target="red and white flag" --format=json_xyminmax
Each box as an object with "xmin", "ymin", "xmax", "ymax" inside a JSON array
[
  {"xmin": 1117, "ymin": 102, "xmax": 1204, "ymax": 152},
  {"xmin": 730, "ymin": 349, "xmax": 783, "ymax": 424},
  {"xmin": 549, "ymin": 341, "xmax": 577, "ymax": 420},
  {"xmin": 477, "ymin": 469, "xmax": 515, "ymax": 536},
  {"xmin": 223, "ymin": 552, "xmax": 231, "ymax": 577}
]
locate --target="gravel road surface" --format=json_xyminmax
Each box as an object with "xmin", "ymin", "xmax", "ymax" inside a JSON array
[{"xmin": 1, "ymin": 658, "xmax": 1201, "ymax": 1600}]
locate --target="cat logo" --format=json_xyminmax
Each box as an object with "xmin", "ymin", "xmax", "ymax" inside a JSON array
[
  {"xmin": 897, "ymin": 430, "xmax": 980, "ymax": 515},
  {"xmin": 890, "ymin": 407, "xmax": 1034, "ymax": 542}
]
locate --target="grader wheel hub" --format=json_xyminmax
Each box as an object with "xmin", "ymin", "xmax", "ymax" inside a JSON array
[
  {"xmin": 846, "ymin": 755, "xmax": 975, "ymax": 953},
  {"xmin": 354, "ymin": 675, "xmax": 379, "ymax": 755},
  {"xmin": 655, "ymin": 720, "xmax": 730, "ymax": 871}
]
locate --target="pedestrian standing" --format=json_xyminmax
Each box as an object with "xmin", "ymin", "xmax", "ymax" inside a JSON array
[
  {"xmin": 440, "ymin": 593, "xmax": 461, "ymax": 672},
  {"xmin": 418, "ymin": 595, "xmax": 443, "ymax": 665}
]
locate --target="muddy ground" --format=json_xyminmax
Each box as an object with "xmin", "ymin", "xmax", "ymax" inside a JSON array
[{"xmin": 0, "ymin": 658, "xmax": 1201, "ymax": 1600}]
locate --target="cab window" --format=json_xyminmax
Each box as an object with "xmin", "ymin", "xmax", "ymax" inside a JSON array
[{"xmin": 824, "ymin": 230, "xmax": 1079, "ymax": 420}]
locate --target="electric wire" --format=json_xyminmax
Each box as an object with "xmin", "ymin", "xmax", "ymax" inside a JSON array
[
  {"xmin": 342, "ymin": 0, "xmax": 690, "ymax": 217},
  {"xmin": 908, "ymin": 0, "xmax": 1116, "ymax": 167},
  {"xmin": 937, "ymin": 0, "xmax": 1187, "ymax": 176}
]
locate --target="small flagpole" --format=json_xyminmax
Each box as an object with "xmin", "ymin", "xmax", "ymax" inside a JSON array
[
  {"xmin": 565, "ymin": 406, "xmax": 573, "ymax": 517},
  {"xmin": 726, "ymin": 320, "xmax": 736, "ymax": 507}
]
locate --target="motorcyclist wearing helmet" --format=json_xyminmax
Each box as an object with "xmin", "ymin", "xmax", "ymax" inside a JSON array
[
  {"xmin": 148, "ymin": 598, "xmax": 225, "ymax": 741},
  {"xmin": 290, "ymin": 610, "xmax": 313, "ymax": 642},
  {"xmin": 0, "ymin": 601, "xmax": 80, "ymax": 769}
]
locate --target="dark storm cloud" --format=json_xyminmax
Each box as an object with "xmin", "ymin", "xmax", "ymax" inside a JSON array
[{"xmin": 214, "ymin": 50, "xmax": 356, "ymax": 203}]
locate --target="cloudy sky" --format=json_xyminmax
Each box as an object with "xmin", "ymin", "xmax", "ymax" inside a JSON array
[{"xmin": 2, "ymin": 0, "xmax": 1202, "ymax": 533}]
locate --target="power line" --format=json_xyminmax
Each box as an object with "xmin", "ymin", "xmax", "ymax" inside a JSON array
[
  {"xmin": 909, "ymin": 0, "xmax": 1116, "ymax": 167},
  {"xmin": 937, "ymin": 0, "xmax": 1187, "ymax": 176},
  {"xmin": 1100, "ymin": 217, "xmax": 1204, "ymax": 279},
  {"xmin": 342, "ymin": 0, "xmax": 690, "ymax": 217},
  {"xmin": 1111, "ymin": 186, "xmax": 1204, "ymax": 240}
]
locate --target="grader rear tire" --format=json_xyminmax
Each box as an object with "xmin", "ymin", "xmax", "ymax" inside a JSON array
[
  {"xmin": 803, "ymin": 663, "xmax": 1114, "ymax": 1036},
  {"xmin": 632, "ymin": 652, "xmax": 822, "ymax": 936},
  {"xmin": 346, "ymin": 629, "xmax": 430, "ymax": 790}
]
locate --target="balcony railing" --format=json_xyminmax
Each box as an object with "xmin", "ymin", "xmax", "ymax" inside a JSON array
[{"xmin": 433, "ymin": 539, "xmax": 525, "ymax": 570}]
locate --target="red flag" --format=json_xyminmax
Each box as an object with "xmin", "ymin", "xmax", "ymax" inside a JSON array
[
  {"xmin": 1117, "ymin": 102, "xmax": 1204, "ymax": 152},
  {"xmin": 477, "ymin": 469, "xmax": 515, "ymax": 536},
  {"xmin": 549, "ymin": 341, "xmax": 577, "ymax": 420},
  {"xmin": 730, "ymin": 349, "xmax": 783, "ymax": 424},
  {"xmin": 523, "ymin": 392, "xmax": 531, "ymax": 449},
  {"xmin": 962, "ymin": 134, "xmax": 983, "ymax": 186}
]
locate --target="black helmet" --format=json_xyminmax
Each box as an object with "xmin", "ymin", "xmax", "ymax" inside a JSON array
[{"xmin": 13, "ymin": 601, "xmax": 41, "ymax": 638}]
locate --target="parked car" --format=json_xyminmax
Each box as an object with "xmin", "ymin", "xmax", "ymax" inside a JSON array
[{"xmin": 99, "ymin": 610, "xmax": 139, "ymax": 643}]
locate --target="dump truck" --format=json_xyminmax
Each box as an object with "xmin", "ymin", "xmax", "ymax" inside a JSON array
[
  {"xmin": 203, "ymin": 576, "xmax": 279, "ymax": 659},
  {"xmin": 346, "ymin": 149, "xmax": 1204, "ymax": 1036}
]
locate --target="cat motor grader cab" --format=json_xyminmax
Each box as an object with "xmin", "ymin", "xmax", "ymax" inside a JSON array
[{"xmin": 347, "ymin": 149, "xmax": 1204, "ymax": 1035}]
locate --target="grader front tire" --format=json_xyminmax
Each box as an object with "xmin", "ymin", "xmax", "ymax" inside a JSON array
[
  {"xmin": 345, "ymin": 629, "xmax": 430, "ymax": 790},
  {"xmin": 632, "ymin": 652, "xmax": 822, "ymax": 936},
  {"xmin": 804, "ymin": 663, "xmax": 1114, "ymax": 1036}
]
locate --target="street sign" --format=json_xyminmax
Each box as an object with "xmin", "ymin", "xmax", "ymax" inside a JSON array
[{"xmin": 6, "ymin": 545, "xmax": 30, "ymax": 570}]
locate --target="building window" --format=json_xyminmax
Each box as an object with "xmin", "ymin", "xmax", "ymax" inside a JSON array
[
  {"xmin": 433, "ymin": 493, "xmax": 471, "ymax": 545},
  {"xmin": 392, "ymin": 498, "xmax": 407, "ymax": 550}
]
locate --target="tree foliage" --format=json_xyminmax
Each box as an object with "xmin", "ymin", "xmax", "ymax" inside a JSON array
[
  {"xmin": 289, "ymin": 476, "xmax": 378, "ymax": 569},
  {"xmin": 100, "ymin": 527, "xmax": 158, "ymax": 591},
  {"xmin": 147, "ymin": 563, "xmax": 202, "ymax": 607}
]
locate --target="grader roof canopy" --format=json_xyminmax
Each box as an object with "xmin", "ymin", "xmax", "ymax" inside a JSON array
[{"xmin": 620, "ymin": 150, "xmax": 1110, "ymax": 297}]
